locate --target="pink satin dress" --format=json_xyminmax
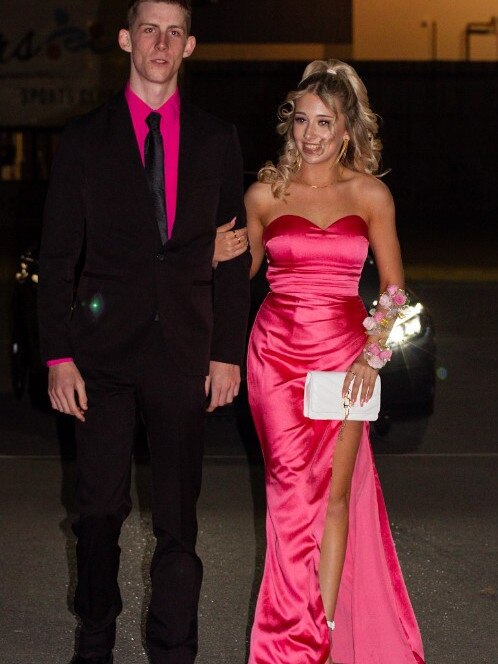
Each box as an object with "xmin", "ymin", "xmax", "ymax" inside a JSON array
[{"xmin": 247, "ymin": 215, "xmax": 425, "ymax": 664}]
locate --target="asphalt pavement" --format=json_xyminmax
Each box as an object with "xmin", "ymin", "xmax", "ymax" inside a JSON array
[
  {"xmin": 0, "ymin": 428, "xmax": 497, "ymax": 664},
  {"xmin": 0, "ymin": 280, "xmax": 497, "ymax": 663}
]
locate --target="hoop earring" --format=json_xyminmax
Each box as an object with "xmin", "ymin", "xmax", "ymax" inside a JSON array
[{"xmin": 335, "ymin": 137, "xmax": 350, "ymax": 164}]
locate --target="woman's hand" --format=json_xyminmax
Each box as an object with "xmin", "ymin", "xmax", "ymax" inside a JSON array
[
  {"xmin": 342, "ymin": 352, "xmax": 379, "ymax": 407},
  {"xmin": 212, "ymin": 218, "xmax": 249, "ymax": 267}
]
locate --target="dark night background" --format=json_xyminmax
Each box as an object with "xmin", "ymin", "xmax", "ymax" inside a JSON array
[{"xmin": 0, "ymin": 2, "xmax": 497, "ymax": 663}]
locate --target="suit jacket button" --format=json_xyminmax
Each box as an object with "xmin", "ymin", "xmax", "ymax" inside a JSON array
[{"xmin": 156, "ymin": 253, "xmax": 165, "ymax": 262}]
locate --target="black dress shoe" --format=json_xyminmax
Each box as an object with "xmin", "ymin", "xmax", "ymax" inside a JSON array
[{"xmin": 71, "ymin": 653, "xmax": 113, "ymax": 664}]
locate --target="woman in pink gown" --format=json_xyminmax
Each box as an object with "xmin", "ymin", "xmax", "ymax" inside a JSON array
[{"xmin": 245, "ymin": 60, "xmax": 425, "ymax": 663}]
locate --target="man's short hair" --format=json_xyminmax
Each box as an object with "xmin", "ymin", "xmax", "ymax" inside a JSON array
[{"xmin": 127, "ymin": 0, "xmax": 192, "ymax": 34}]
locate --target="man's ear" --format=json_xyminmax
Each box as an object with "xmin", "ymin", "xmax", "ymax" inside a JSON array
[
  {"xmin": 118, "ymin": 29, "xmax": 132, "ymax": 53},
  {"xmin": 183, "ymin": 35, "xmax": 196, "ymax": 60}
]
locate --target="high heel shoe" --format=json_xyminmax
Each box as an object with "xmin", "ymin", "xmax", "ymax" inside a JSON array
[{"xmin": 327, "ymin": 620, "xmax": 335, "ymax": 664}]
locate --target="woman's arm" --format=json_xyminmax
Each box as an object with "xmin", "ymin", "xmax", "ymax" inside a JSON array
[
  {"xmin": 344, "ymin": 178, "xmax": 405, "ymax": 405},
  {"xmin": 245, "ymin": 183, "xmax": 268, "ymax": 279},
  {"xmin": 366, "ymin": 180, "xmax": 404, "ymax": 291}
]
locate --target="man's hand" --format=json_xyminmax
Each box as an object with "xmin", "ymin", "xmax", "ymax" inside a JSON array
[
  {"xmin": 48, "ymin": 362, "xmax": 88, "ymax": 422},
  {"xmin": 205, "ymin": 361, "xmax": 241, "ymax": 413}
]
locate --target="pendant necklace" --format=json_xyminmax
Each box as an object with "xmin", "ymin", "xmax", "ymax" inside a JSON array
[
  {"xmin": 307, "ymin": 182, "xmax": 335, "ymax": 189},
  {"xmin": 296, "ymin": 169, "xmax": 342, "ymax": 190}
]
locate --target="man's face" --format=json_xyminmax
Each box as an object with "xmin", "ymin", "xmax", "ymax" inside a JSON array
[{"xmin": 119, "ymin": 2, "xmax": 196, "ymax": 88}]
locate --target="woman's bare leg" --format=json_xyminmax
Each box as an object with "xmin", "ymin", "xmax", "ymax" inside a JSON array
[{"xmin": 319, "ymin": 421, "xmax": 363, "ymax": 662}]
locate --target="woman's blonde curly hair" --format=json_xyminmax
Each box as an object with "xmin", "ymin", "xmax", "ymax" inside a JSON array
[{"xmin": 259, "ymin": 60, "xmax": 383, "ymax": 198}]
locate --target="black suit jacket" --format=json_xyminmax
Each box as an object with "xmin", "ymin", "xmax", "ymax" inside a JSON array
[{"xmin": 38, "ymin": 91, "xmax": 250, "ymax": 376}]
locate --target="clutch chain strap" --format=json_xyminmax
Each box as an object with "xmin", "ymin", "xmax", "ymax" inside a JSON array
[{"xmin": 337, "ymin": 387, "xmax": 352, "ymax": 444}]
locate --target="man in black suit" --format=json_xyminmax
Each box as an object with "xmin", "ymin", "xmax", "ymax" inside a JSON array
[{"xmin": 38, "ymin": 2, "xmax": 250, "ymax": 662}]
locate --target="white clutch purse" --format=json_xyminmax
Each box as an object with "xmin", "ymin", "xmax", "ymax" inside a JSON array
[{"xmin": 304, "ymin": 371, "xmax": 381, "ymax": 421}]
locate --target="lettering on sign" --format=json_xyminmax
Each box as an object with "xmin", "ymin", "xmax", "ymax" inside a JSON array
[
  {"xmin": 0, "ymin": 5, "xmax": 125, "ymax": 125},
  {"xmin": 0, "ymin": 9, "xmax": 113, "ymax": 64}
]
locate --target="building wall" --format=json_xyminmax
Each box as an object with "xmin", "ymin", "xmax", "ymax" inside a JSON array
[
  {"xmin": 193, "ymin": 0, "xmax": 351, "ymax": 43},
  {"xmin": 191, "ymin": 0, "xmax": 352, "ymax": 61},
  {"xmin": 1, "ymin": 0, "xmax": 497, "ymax": 129},
  {"xmin": 0, "ymin": 0, "xmax": 353, "ymax": 125},
  {"xmin": 354, "ymin": 0, "xmax": 498, "ymax": 60}
]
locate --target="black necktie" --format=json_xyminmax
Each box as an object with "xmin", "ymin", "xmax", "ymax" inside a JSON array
[{"xmin": 145, "ymin": 111, "xmax": 168, "ymax": 245}]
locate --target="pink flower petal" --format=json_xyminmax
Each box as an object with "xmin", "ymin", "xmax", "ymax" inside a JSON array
[
  {"xmin": 368, "ymin": 355, "xmax": 385, "ymax": 369},
  {"xmin": 379, "ymin": 294, "xmax": 391, "ymax": 308}
]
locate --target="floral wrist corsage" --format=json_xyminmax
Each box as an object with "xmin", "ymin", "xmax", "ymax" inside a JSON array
[
  {"xmin": 362, "ymin": 285, "xmax": 409, "ymax": 369},
  {"xmin": 363, "ymin": 341, "xmax": 392, "ymax": 369}
]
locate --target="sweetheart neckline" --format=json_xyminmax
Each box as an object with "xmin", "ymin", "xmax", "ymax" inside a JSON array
[{"xmin": 263, "ymin": 214, "xmax": 367, "ymax": 235}]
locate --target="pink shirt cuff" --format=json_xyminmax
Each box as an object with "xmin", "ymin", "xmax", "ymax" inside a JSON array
[{"xmin": 46, "ymin": 358, "xmax": 73, "ymax": 367}]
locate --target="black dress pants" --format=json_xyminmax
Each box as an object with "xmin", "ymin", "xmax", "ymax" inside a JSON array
[{"xmin": 73, "ymin": 322, "xmax": 206, "ymax": 663}]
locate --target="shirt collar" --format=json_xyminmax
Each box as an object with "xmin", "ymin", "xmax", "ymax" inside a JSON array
[{"xmin": 125, "ymin": 83, "xmax": 180, "ymax": 126}]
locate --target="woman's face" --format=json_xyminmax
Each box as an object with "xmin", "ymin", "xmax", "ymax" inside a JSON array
[{"xmin": 292, "ymin": 92, "xmax": 349, "ymax": 166}]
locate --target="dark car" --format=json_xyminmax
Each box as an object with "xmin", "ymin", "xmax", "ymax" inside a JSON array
[
  {"xmin": 358, "ymin": 256, "xmax": 435, "ymax": 421},
  {"xmin": 12, "ymin": 245, "xmax": 436, "ymax": 449},
  {"xmin": 11, "ymin": 248, "xmax": 47, "ymax": 409}
]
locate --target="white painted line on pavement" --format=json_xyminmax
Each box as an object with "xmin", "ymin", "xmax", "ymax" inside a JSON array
[
  {"xmin": 202, "ymin": 453, "xmax": 498, "ymax": 459},
  {"xmin": 0, "ymin": 453, "xmax": 497, "ymax": 461},
  {"xmin": 375, "ymin": 452, "xmax": 498, "ymax": 458},
  {"xmin": 0, "ymin": 455, "xmax": 66, "ymax": 460}
]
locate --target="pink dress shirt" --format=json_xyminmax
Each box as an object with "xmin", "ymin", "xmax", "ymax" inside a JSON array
[
  {"xmin": 47, "ymin": 85, "xmax": 181, "ymax": 367},
  {"xmin": 125, "ymin": 82, "xmax": 180, "ymax": 236}
]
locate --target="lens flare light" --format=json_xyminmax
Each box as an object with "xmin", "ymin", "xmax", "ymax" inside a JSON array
[{"xmin": 388, "ymin": 303, "xmax": 424, "ymax": 347}]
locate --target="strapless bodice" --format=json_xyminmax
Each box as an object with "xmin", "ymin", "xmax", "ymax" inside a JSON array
[{"xmin": 263, "ymin": 214, "xmax": 369, "ymax": 298}]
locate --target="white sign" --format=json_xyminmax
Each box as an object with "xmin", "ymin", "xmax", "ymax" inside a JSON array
[{"xmin": 0, "ymin": 1, "xmax": 128, "ymax": 126}]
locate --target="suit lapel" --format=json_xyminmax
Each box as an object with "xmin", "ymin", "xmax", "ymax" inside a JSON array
[
  {"xmin": 107, "ymin": 91, "xmax": 163, "ymax": 246},
  {"xmin": 174, "ymin": 99, "xmax": 201, "ymax": 245}
]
